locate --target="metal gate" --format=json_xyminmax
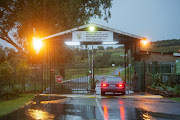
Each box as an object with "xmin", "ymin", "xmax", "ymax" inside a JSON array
[
  {"xmin": 40, "ymin": 41, "xmax": 92, "ymax": 94},
  {"xmin": 42, "ymin": 64, "xmax": 91, "ymax": 94}
]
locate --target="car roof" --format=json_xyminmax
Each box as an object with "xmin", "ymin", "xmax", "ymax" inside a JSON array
[
  {"xmin": 105, "ymin": 76, "xmax": 122, "ymax": 81},
  {"xmin": 105, "ymin": 76, "xmax": 121, "ymax": 78}
]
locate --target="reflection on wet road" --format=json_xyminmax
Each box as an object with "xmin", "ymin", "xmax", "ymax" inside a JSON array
[
  {"xmin": 100, "ymin": 98, "xmax": 180, "ymax": 120},
  {"xmin": 1, "ymin": 95, "xmax": 180, "ymax": 120}
]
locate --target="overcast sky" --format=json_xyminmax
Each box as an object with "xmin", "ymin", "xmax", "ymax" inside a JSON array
[
  {"xmin": 91, "ymin": 0, "xmax": 180, "ymax": 41},
  {"xmin": 1, "ymin": 0, "xmax": 180, "ymax": 48}
]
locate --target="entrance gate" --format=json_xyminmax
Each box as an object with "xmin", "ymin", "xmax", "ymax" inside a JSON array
[
  {"xmin": 40, "ymin": 40, "xmax": 92, "ymax": 94},
  {"xmin": 37, "ymin": 23, "xmax": 146, "ymax": 94},
  {"xmin": 42, "ymin": 64, "xmax": 90, "ymax": 93}
]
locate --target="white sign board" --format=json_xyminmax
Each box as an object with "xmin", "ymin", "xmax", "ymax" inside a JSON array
[
  {"xmin": 72, "ymin": 31, "xmax": 113, "ymax": 42},
  {"xmin": 112, "ymin": 64, "xmax": 115, "ymax": 67}
]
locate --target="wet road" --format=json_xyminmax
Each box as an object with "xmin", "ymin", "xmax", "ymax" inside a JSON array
[
  {"xmin": 1, "ymin": 95, "xmax": 180, "ymax": 120},
  {"xmin": 1, "ymin": 68, "xmax": 180, "ymax": 120}
]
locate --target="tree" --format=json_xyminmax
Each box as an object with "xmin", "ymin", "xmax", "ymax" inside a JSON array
[
  {"xmin": 0, "ymin": 0, "xmax": 112, "ymax": 56},
  {"xmin": 98, "ymin": 46, "xmax": 105, "ymax": 50},
  {"xmin": 106, "ymin": 47, "xmax": 113, "ymax": 50},
  {"xmin": 0, "ymin": 46, "xmax": 6, "ymax": 63}
]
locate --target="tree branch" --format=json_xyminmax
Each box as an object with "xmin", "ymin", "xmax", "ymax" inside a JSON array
[{"xmin": 0, "ymin": 26, "xmax": 28, "ymax": 56}]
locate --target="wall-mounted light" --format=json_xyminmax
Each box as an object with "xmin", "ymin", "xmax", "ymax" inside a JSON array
[
  {"xmin": 102, "ymin": 41, "xmax": 118, "ymax": 45},
  {"xmin": 65, "ymin": 41, "xmax": 80, "ymax": 45},
  {"xmin": 89, "ymin": 26, "xmax": 95, "ymax": 32}
]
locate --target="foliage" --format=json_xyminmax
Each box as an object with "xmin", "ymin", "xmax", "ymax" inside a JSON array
[
  {"xmin": 0, "ymin": 46, "xmax": 6, "ymax": 63},
  {"xmin": 13, "ymin": 84, "xmax": 23, "ymax": 94},
  {"xmin": 97, "ymin": 46, "xmax": 105, "ymax": 50},
  {"xmin": 106, "ymin": 47, "xmax": 114, "ymax": 50},
  {"xmin": 95, "ymin": 52, "xmax": 112, "ymax": 67},
  {"xmin": 174, "ymin": 85, "xmax": 180, "ymax": 95},
  {"xmin": 15, "ymin": 60, "xmax": 31, "ymax": 84},
  {"xmin": 151, "ymin": 73, "xmax": 163, "ymax": 87},
  {"xmin": 166, "ymin": 87, "xmax": 175, "ymax": 92},
  {"xmin": 145, "ymin": 39, "xmax": 180, "ymax": 53},
  {"xmin": 0, "ymin": 61, "xmax": 13, "ymax": 87},
  {"xmin": 1, "ymin": 84, "xmax": 23, "ymax": 99},
  {"xmin": 0, "ymin": 0, "xmax": 112, "ymax": 55},
  {"xmin": 1, "ymin": 85, "xmax": 14, "ymax": 99}
]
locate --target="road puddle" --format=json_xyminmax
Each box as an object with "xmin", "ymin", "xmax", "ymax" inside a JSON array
[
  {"xmin": 0, "ymin": 95, "xmax": 100, "ymax": 120},
  {"xmin": 136, "ymin": 108, "xmax": 180, "ymax": 120},
  {"xmin": 1, "ymin": 95, "xmax": 180, "ymax": 120},
  {"xmin": 123, "ymin": 98, "xmax": 176, "ymax": 103},
  {"xmin": 101, "ymin": 106, "xmax": 180, "ymax": 120}
]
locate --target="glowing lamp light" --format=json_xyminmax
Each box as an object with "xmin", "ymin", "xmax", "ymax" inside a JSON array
[
  {"xmin": 65, "ymin": 41, "xmax": 80, "ymax": 45},
  {"xmin": 142, "ymin": 40, "xmax": 147, "ymax": 45},
  {"xmin": 141, "ymin": 38, "xmax": 149, "ymax": 46},
  {"xmin": 89, "ymin": 26, "xmax": 95, "ymax": 31},
  {"xmin": 33, "ymin": 37, "xmax": 43, "ymax": 52},
  {"xmin": 102, "ymin": 41, "xmax": 118, "ymax": 45}
]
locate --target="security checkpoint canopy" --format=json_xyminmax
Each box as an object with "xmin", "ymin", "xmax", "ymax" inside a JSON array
[
  {"xmin": 39, "ymin": 23, "xmax": 146, "ymax": 60},
  {"xmin": 40, "ymin": 23, "xmax": 145, "ymax": 45},
  {"xmin": 35, "ymin": 23, "xmax": 147, "ymax": 94}
]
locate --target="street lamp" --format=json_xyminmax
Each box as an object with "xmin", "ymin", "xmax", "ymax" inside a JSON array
[{"xmin": 33, "ymin": 37, "xmax": 43, "ymax": 53}]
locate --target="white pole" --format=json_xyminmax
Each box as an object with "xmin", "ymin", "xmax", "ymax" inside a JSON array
[
  {"xmin": 92, "ymin": 43, "xmax": 94, "ymax": 78},
  {"xmin": 88, "ymin": 47, "xmax": 90, "ymax": 69}
]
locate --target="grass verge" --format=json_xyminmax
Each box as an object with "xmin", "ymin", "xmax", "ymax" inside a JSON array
[
  {"xmin": 168, "ymin": 97, "xmax": 180, "ymax": 102},
  {"xmin": 0, "ymin": 94, "xmax": 34, "ymax": 117}
]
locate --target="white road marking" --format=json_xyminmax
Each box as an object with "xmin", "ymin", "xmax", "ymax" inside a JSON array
[{"xmin": 95, "ymin": 97, "xmax": 104, "ymax": 119}]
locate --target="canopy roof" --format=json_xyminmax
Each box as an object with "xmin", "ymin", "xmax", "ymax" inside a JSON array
[{"xmin": 40, "ymin": 23, "xmax": 145, "ymax": 44}]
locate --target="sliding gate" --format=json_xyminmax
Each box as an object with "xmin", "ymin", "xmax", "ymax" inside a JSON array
[{"xmin": 42, "ymin": 64, "xmax": 91, "ymax": 94}]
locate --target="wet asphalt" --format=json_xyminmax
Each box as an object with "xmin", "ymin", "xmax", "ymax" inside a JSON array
[
  {"xmin": 1, "ymin": 95, "xmax": 180, "ymax": 120},
  {"xmin": 1, "ymin": 68, "xmax": 180, "ymax": 120}
]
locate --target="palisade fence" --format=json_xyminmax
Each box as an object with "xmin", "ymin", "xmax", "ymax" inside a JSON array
[
  {"xmin": 10, "ymin": 63, "xmax": 90, "ymax": 93},
  {"xmin": 10, "ymin": 64, "xmax": 43, "ymax": 93},
  {"xmin": 134, "ymin": 61, "xmax": 180, "ymax": 91}
]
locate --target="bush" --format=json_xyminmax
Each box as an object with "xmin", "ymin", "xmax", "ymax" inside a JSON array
[
  {"xmin": 0, "ymin": 84, "xmax": 23, "ymax": 99},
  {"xmin": 1, "ymin": 85, "xmax": 14, "ymax": 99},
  {"xmin": 166, "ymin": 87, "xmax": 175, "ymax": 92},
  {"xmin": 151, "ymin": 73, "xmax": 163, "ymax": 87},
  {"xmin": 174, "ymin": 85, "xmax": 180, "ymax": 95},
  {"xmin": 13, "ymin": 84, "xmax": 23, "ymax": 94},
  {"xmin": 0, "ymin": 61, "xmax": 13, "ymax": 87}
]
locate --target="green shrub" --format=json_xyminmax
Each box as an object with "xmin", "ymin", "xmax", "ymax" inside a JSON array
[
  {"xmin": 166, "ymin": 87, "xmax": 175, "ymax": 92},
  {"xmin": 151, "ymin": 73, "xmax": 163, "ymax": 87},
  {"xmin": 13, "ymin": 84, "xmax": 23, "ymax": 94},
  {"xmin": 1, "ymin": 85, "xmax": 14, "ymax": 99},
  {"xmin": 0, "ymin": 61, "xmax": 13, "ymax": 87},
  {"xmin": 174, "ymin": 85, "xmax": 180, "ymax": 95},
  {"xmin": 156, "ymin": 86, "xmax": 164, "ymax": 91}
]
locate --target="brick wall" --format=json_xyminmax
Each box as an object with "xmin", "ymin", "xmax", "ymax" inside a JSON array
[{"xmin": 140, "ymin": 52, "xmax": 180, "ymax": 62}]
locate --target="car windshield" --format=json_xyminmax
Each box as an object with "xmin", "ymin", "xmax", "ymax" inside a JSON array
[{"xmin": 105, "ymin": 77, "xmax": 122, "ymax": 81}]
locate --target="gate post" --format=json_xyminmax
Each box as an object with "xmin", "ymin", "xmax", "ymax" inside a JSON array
[
  {"xmin": 152, "ymin": 61, "xmax": 158, "ymax": 74},
  {"xmin": 135, "ymin": 61, "xmax": 146, "ymax": 92}
]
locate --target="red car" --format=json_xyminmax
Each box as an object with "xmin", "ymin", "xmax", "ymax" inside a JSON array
[{"xmin": 101, "ymin": 76, "xmax": 125, "ymax": 95}]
